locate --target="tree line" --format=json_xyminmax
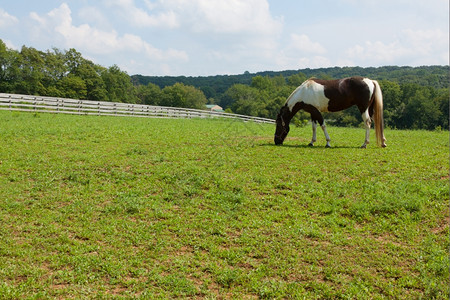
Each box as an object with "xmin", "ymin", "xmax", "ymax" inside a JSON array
[
  {"xmin": 220, "ymin": 74, "xmax": 449, "ymax": 130},
  {"xmin": 0, "ymin": 39, "xmax": 448, "ymax": 130},
  {"xmin": 134, "ymin": 66, "xmax": 449, "ymax": 130},
  {"xmin": 0, "ymin": 40, "xmax": 207, "ymax": 109}
]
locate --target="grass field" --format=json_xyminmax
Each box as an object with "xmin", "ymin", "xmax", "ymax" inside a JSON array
[{"xmin": 0, "ymin": 111, "xmax": 448, "ymax": 299}]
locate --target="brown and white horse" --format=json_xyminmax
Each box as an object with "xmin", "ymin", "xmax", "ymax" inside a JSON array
[{"xmin": 274, "ymin": 77, "xmax": 387, "ymax": 148}]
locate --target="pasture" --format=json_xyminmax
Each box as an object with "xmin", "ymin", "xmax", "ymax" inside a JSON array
[{"xmin": 0, "ymin": 111, "xmax": 448, "ymax": 299}]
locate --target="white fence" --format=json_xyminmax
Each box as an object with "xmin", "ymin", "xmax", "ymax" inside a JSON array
[{"xmin": 0, "ymin": 93, "xmax": 275, "ymax": 124}]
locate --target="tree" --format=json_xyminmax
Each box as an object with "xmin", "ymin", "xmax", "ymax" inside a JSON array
[
  {"xmin": 102, "ymin": 65, "xmax": 137, "ymax": 103},
  {"xmin": 58, "ymin": 75, "xmax": 87, "ymax": 99},
  {"xmin": 161, "ymin": 83, "xmax": 207, "ymax": 109},
  {"xmin": 16, "ymin": 46, "xmax": 47, "ymax": 95},
  {"xmin": 43, "ymin": 48, "xmax": 67, "ymax": 84},
  {"xmin": 0, "ymin": 40, "xmax": 20, "ymax": 93},
  {"xmin": 437, "ymin": 88, "xmax": 449, "ymax": 130},
  {"xmin": 76, "ymin": 62, "xmax": 108, "ymax": 101},
  {"xmin": 64, "ymin": 48, "xmax": 84, "ymax": 76},
  {"xmin": 251, "ymin": 75, "xmax": 274, "ymax": 90},
  {"xmin": 136, "ymin": 83, "xmax": 162, "ymax": 105},
  {"xmin": 379, "ymin": 80, "xmax": 403, "ymax": 128},
  {"xmin": 404, "ymin": 87, "xmax": 442, "ymax": 130},
  {"xmin": 226, "ymin": 84, "xmax": 267, "ymax": 117},
  {"xmin": 287, "ymin": 73, "xmax": 307, "ymax": 87}
]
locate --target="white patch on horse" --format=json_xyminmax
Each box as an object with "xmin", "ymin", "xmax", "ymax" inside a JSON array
[
  {"xmin": 286, "ymin": 80, "xmax": 330, "ymax": 112},
  {"xmin": 362, "ymin": 78, "xmax": 375, "ymax": 98}
]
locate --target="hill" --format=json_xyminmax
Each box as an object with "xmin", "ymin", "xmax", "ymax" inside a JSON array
[
  {"xmin": 131, "ymin": 65, "xmax": 449, "ymax": 98},
  {"xmin": 131, "ymin": 66, "xmax": 449, "ymax": 131}
]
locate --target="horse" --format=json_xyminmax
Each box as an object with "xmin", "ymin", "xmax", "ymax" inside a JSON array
[{"xmin": 274, "ymin": 77, "xmax": 387, "ymax": 148}]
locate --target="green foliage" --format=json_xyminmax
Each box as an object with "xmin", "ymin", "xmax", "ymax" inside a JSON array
[
  {"xmin": 225, "ymin": 76, "xmax": 294, "ymax": 120},
  {"xmin": 0, "ymin": 111, "xmax": 448, "ymax": 298},
  {"xmin": 58, "ymin": 75, "xmax": 87, "ymax": 99},
  {"xmin": 135, "ymin": 82, "xmax": 163, "ymax": 105},
  {"xmin": 0, "ymin": 39, "xmax": 208, "ymax": 109},
  {"xmin": 225, "ymin": 72, "xmax": 449, "ymax": 130},
  {"xmin": 161, "ymin": 82, "xmax": 207, "ymax": 109},
  {"xmin": 101, "ymin": 65, "xmax": 138, "ymax": 103},
  {"xmin": 0, "ymin": 39, "xmax": 448, "ymax": 129},
  {"xmin": 135, "ymin": 66, "xmax": 449, "ymax": 130},
  {"xmin": 227, "ymin": 84, "xmax": 265, "ymax": 116}
]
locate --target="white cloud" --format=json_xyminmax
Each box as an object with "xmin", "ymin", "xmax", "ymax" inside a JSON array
[
  {"xmin": 290, "ymin": 34, "xmax": 326, "ymax": 54},
  {"xmin": 346, "ymin": 41, "xmax": 408, "ymax": 64},
  {"xmin": 28, "ymin": 3, "xmax": 187, "ymax": 62},
  {"xmin": 121, "ymin": 33, "xmax": 188, "ymax": 61},
  {"xmin": 272, "ymin": 34, "xmax": 330, "ymax": 70},
  {"xmin": 0, "ymin": 9, "xmax": 18, "ymax": 29},
  {"xmin": 403, "ymin": 29, "xmax": 448, "ymax": 54},
  {"xmin": 110, "ymin": 0, "xmax": 283, "ymax": 36},
  {"xmin": 78, "ymin": 6, "xmax": 112, "ymax": 30},
  {"xmin": 181, "ymin": 0, "xmax": 282, "ymax": 35},
  {"xmin": 276, "ymin": 54, "xmax": 332, "ymax": 71},
  {"xmin": 106, "ymin": 0, "xmax": 179, "ymax": 28},
  {"xmin": 130, "ymin": 0, "xmax": 284, "ymax": 73},
  {"xmin": 345, "ymin": 28, "xmax": 449, "ymax": 66},
  {"xmin": 99, "ymin": 0, "xmax": 284, "ymax": 74}
]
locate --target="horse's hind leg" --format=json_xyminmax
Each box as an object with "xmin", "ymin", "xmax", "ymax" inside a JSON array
[
  {"xmin": 309, "ymin": 121, "xmax": 317, "ymax": 146},
  {"xmin": 321, "ymin": 123, "xmax": 331, "ymax": 148},
  {"xmin": 361, "ymin": 109, "xmax": 371, "ymax": 148}
]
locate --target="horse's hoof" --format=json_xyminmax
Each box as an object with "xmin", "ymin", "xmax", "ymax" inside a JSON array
[
  {"xmin": 382, "ymin": 143, "xmax": 387, "ymax": 148},
  {"xmin": 308, "ymin": 143, "xmax": 314, "ymax": 147},
  {"xmin": 361, "ymin": 145, "xmax": 367, "ymax": 149},
  {"xmin": 325, "ymin": 144, "xmax": 331, "ymax": 148}
]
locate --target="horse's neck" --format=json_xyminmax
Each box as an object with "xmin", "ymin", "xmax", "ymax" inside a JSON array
[
  {"xmin": 286, "ymin": 84, "xmax": 308, "ymax": 112},
  {"xmin": 290, "ymin": 101, "xmax": 304, "ymax": 117}
]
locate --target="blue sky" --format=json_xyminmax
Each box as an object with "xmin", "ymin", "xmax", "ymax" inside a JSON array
[{"xmin": 0, "ymin": 0, "xmax": 448, "ymax": 76}]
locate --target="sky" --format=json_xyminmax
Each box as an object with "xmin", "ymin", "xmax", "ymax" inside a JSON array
[{"xmin": 0, "ymin": 0, "xmax": 448, "ymax": 76}]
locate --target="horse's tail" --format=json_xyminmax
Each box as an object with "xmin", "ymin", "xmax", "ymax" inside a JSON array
[{"xmin": 372, "ymin": 80, "xmax": 386, "ymax": 147}]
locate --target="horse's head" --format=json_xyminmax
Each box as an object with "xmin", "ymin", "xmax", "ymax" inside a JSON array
[{"xmin": 274, "ymin": 106, "xmax": 290, "ymax": 145}]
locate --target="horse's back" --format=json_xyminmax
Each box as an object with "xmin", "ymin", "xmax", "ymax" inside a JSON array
[{"xmin": 321, "ymin": 77, "xmax": 372, "ymax": 112}]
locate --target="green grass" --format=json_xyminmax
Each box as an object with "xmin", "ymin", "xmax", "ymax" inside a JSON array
[{"xmin": 0, "ymin": 111, "xmax": 448, "ymax": 299}]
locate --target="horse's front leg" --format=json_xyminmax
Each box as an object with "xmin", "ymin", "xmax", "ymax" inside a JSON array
[
  {"xmin": 308, "ymin": 108, "xmax": 331, "ymax": 148},
  {"xmin": 309, "ymin": 121, "xmax": 317, "ymax": 146}
]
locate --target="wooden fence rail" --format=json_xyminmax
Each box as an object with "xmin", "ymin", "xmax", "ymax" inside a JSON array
[{"xmin": 0, "ymin": 93, "xmax": 275, "ymax": 124}]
